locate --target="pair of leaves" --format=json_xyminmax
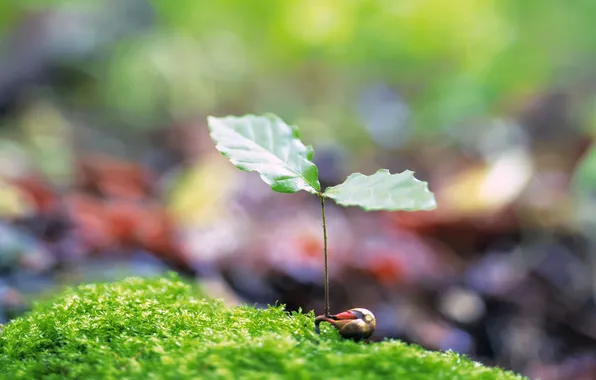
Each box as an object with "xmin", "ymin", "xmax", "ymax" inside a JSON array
[{"xmin": 207, "ymin": 114, "xmax": 436, "ymax": 212}]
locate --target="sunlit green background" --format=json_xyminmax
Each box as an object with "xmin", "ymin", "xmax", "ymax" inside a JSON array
[{"xmin": 4, "ymin": 0, "xmax": 596, "ymax": 147}]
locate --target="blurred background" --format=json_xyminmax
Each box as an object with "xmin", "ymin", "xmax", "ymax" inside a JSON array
[{"xmin": 1, "ymin": 0, "xmax": 596, "ymax": 378}]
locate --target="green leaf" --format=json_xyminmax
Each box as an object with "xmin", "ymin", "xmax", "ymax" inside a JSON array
[
  {"xmin": 207, "ymin": 114, "xmax": 321, "ymax": 194},
  {"xmin": 324, "ymin": 169, "xmax": 437, "ymax": 211}
]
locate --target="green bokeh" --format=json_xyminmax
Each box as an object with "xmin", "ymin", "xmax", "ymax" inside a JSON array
[{"xmin": 2, "ymin": 0, "xmax": 595, "ymax": 146}]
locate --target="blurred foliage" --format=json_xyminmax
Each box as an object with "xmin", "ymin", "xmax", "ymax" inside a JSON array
[
  {"xmin": 4, "ymin": 0, "xmax": 596, "ymax": 149},
  {"xmin": 145, "ymin": 0, "xmax": 596, "ymax": 140},
  {"xmin": 573, "ymin": 145, "xmax": 596, "ymax": 197}
]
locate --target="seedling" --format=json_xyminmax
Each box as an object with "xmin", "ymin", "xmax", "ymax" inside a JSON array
[{"xmin": 207, "ymin": 114, "xmax": 436, "ymax": 339}]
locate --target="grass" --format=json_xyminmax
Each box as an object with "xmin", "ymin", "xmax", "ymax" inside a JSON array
[{"xmin": 0, "ymin": 274, "xmax": 526, "ymax": 379}]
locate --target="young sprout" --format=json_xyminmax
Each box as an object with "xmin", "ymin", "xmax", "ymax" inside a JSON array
[{"xmin": 207, "ymin": 114, "xmax": 436, "ymax": 339}]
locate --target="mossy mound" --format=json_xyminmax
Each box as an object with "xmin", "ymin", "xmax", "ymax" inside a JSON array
[{"xmin": 0, "ymin": 275, "xmax": 526, "ymax": 379}]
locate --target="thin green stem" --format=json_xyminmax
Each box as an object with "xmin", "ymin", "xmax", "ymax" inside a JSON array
[{"xmin": 319, "ymin": 194, "xmax": 329, "ymax": 317}]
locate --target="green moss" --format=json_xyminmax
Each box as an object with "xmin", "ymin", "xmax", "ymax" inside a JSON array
[{"xmin": 0, "ymin": 275, "xmax": 526, "ymax": 380}]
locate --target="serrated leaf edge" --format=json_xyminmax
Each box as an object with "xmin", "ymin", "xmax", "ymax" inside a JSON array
[
  {"xmin": 207, "ymin": 114, "xmax": 321, "ymax": 194},
  {"xmin": 323, "ymin": 168, "xmax": 437, "ymax": 211}
]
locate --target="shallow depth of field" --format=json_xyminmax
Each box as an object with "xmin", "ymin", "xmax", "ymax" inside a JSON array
[{"xmin": 1, "ymin": 1, "xmax": 596, "ymax": 379}]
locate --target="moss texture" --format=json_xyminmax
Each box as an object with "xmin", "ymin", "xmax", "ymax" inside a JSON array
[{"xmin": 0, "ymin": 275, "xmax": 526, "ymax": 379}]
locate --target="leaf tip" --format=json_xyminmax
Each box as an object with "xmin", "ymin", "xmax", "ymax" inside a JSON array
[
  {"xmin": 206, "ymin": 115, "xmax": 223, "ymax": 132},
  {"xmin": 206, "ymin": 115, "xmax": 218, "ymax": 124}
]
